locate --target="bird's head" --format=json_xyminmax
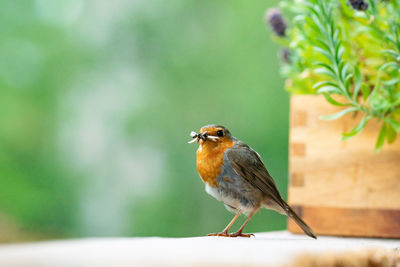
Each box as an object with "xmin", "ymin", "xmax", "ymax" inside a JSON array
[{"xmin": 188, "ymin": 125, "xmax": 233, "ymax": 146}]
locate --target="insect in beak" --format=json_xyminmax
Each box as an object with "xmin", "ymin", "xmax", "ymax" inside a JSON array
[
  {"xmin": 188, "ymin": 131, "xmax": 218, "ymax": 144},
  {"xmin": 188, "ymin": 131, "xmax": 200, "ymax": 143}
]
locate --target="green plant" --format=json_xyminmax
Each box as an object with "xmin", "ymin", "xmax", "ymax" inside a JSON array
[{"xmin": 267, "ymin": 0, "xmax": 400, "ymax": 151}]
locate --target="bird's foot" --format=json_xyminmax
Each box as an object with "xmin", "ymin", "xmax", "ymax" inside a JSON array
[
  {"xmin": 207, "ymin": 231, "xmax": 229, "ymax": 237},
  {"xmin": 228, "ymin": 231, "xmax": 254, "ymax": 238},
  {"xmin": 207, "ymin": 231, "xmax": 254, "ymax": 238}
]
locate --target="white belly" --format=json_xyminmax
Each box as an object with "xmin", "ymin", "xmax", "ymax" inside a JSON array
[{"xmin": 205, "ymin": 184, "xmax": 253, "ymax": 214}]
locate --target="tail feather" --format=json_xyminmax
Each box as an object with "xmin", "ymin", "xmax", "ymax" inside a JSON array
[{"xmin": 282, "ymin": 201, "xmax": 317, "ymax": 239}]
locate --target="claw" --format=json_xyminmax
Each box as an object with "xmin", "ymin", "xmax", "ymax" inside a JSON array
[
  {"xmin": 228, "ymin": 232, "xmax": 255, "ymax": 238},
  {"xmin": 207, "ymin": 231, "xmax": 229, "ymax": 237},
  {"xmin": 207, "ymin": 232, "xmax": 254, "ymax": 238}
]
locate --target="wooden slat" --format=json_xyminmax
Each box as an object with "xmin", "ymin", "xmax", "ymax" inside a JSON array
[
  {"xmin": 290, "ymin": 142, "xmax": 306, "ymax": 156},
  {"xmin": 288, "ymin": 205, "xmax": 400, "ymax": 238},
  {"xmin": 290, "ymin": 172, "xmax": 304, "ymax": 187},
  {"xmin": 288, "ymin": 95, "xmax": 400, "ymax": 237},
  {"xmin": 290, "ymin": 110, "xmax": 307, "ymax": 127}
]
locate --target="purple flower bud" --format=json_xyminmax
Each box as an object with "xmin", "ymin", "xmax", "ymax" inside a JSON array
[
  {"xmin": 348, "ymin": 0, "xmax": 369, "ymax": 11},
  {"xmin": 265, "ymin": 8, "xmax": 287, "ymax": 37}
]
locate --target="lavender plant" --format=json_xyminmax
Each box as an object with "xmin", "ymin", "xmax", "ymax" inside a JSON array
[{"xmin": 266, "ymin": 0, "xmax": 400, "ymax": 151}]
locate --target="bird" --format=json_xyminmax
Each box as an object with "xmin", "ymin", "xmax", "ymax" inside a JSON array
[{"xmin": 188, "ymin": 124, "xmax": 316, "ymax": 239}]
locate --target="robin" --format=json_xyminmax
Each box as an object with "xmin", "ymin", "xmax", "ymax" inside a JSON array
[{"xmin": 188, "ymin": 124, "xmax": 316, "ymax": 239}]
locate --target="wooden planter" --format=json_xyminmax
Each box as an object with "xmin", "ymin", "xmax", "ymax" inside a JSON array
[{"xmin": 287, "ymin": 95, "xmax": 400, "ymax": 238}]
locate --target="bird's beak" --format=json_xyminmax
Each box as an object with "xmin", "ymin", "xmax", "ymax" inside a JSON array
[{"xmin": 198, "ymin": 132, "xmax": 207, "ymax": 141}]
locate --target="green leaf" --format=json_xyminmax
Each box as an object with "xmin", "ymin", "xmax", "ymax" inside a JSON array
[
  {"xmin": 313, "ymin": 81, "xmax": 339, "ymax": 89},
  {"xmin": 313, "ymin": 61, "xmax": 336, "ymax": 74},
  {"xmin": 382, "ymin": 49, "xmax": 399, "ymax": 60},
  {"xmin": 305, "ymin": 17, "xmax": 321, "ymax": 34},
  {"xmin": 388, "ymin": 96, "xmax": 400, "ymax": 108},
  {"xmin": 314, "ymin": 17, "xmax": 327, "ymax": 35},
  {"xmin": 385, "ymin": 118, "xmax": 400, "ymax": 133},
  {"xmin": 379, "ymin": 62, "xmax": 400, "ymax": 72},
  {"xmin": 367, "ymin": 0, "xmax": 375, "ymax": 12},
  {"xmin": 353, "ymin": 66, "xmax": 362, "ymax": 101},
  {"xmin": 375, "ymin": 123, "xmax": 387, "ymax": 152},
  {"xmin": 315, "ymin": 38, "xmax": 331, "ymax": 52},
  {"xmin": 382, "ymin": 79, "xmax": 400, "ymax": 86},
  {"xmin": 317, "ymin": 86, "xmax": 342, "ymax": 94},
  {"xmin": 341, "ymin": 116, "xmax": 370, "ymax": 140},
  {"xmin": 361, "ymin": 84, "xmax": 370, "ymax": 100},
  {"xmin": 313, "ymin": 46, "xmax": 332, "ymax": 61},
  {"xmin": 334, "ymin": 41, "xmax": 341, "ymax": 60},
  {"xmin": 329, "ymin": 17, "xmax": 335, "ymax": 38},
  {"xmin": 320, "ymin": 107, "xmax": 358, "ymax": 120},
  {"xmin": 293, "ymin": 15, "xmax": 306, "ymax": 24},
  {"xmin": 333, "ymin": 29, "xmax": 339, "ymax": 43},
  {"xmin": 345, "ymin": 73, "xmax": 353, "ymax": 89},
  {"xmin": 386, "ymin": 124, "xmax": 397, "ymax": 144},
  {"xmin": 386, "ymin": 34, "xmax": 396, "ymax": 45},
  {"xmin": 322, "ymin": 93, "xmax": 352, "ymax": 106},
  {"xmin": 314, "ymin": 67, "xmax": 337, "ymax": 80},
  {"xmin": 337, "ymin": 46, "xmax": 344, "ymax": 61},
  {"xmin": 304, "ymin": 3, "xmax": 321, "ymax": 19},
  {"xmin": 341, "ymin": 63, "xmax": 349, "ymax": 84}
]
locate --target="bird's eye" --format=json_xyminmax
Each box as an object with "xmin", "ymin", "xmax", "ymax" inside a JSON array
[{"xmin": 216, "ymin": 130, "xmax": 224, "ymax": 137}]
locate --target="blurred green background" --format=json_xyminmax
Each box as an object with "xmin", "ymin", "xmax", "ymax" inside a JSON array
[{"xmin": 0, "ymin": 0, "xmax": 288, "ymax": 242}]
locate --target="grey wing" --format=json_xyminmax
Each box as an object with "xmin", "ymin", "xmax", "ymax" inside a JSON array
[{"xmin": 227, "ymin": 142, "xmax": 285, "ymax": 207}]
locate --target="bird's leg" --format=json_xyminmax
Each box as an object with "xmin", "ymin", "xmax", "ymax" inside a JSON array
[
  {"xmin": 229, "ymin": 210, "xmax": 256, "ymax": 238},
  {"xmin": 208, "ymin": 211, "xmax": 241, "ymax": 237}
]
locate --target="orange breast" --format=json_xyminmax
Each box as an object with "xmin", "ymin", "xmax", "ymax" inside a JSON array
[{"xmin": 196, "ymin": 139, "xmax": 235, "ymax": 187}]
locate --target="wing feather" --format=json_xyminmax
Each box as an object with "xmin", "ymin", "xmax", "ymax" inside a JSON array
[
  {"xmin": 227, "ymin": 141, "xmax": 317, "ymax": 239},
  {"xmin": 227, "ymin": 142, "xmax": 284, "ymax": 206}
]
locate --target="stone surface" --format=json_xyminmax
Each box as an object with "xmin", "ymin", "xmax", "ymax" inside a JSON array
[{"xmin": 0, "ymin": 231, "xmax": 398, "ymax": 267}]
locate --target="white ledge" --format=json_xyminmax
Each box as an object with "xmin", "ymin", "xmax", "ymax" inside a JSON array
[{"xmin": 0, "ymin": 231, "xmax": 398, "ymax": 266}]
